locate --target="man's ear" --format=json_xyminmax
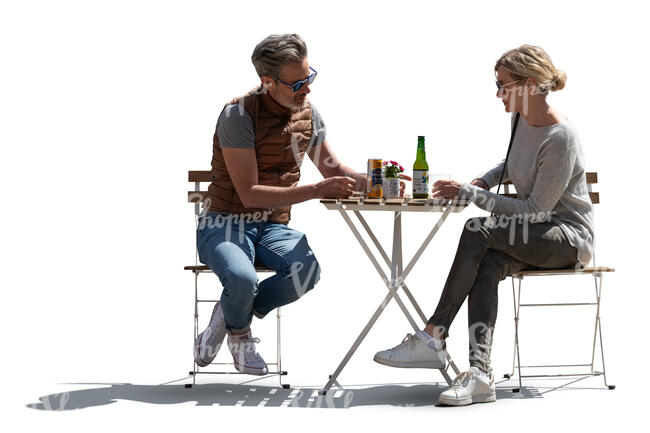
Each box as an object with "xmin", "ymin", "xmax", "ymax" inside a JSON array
[{"xmin": 261, "ymin": 76, "xmax": 273, "ymax": 90}]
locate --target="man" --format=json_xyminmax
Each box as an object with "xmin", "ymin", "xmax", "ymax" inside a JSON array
[{"xmin": 193, "ymin": 33, "xmax": 365, "ymax": 375}]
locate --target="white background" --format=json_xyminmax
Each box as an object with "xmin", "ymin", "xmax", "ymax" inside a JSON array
[{"xmin": 2, "ymin": 0, "xmax": 648, "ymax": 430}]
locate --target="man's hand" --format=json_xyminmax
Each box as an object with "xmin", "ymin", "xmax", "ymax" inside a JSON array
[
  {"xmin": 431, "ymin": 179, "xmax": 462, "ymax": 199},
  {"xmin": 316, "ymin": 176, "xmax": 356, "ymax": 199}
]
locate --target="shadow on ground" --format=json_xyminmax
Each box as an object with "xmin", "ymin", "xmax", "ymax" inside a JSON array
[{"xmin": 26, "ymin": 378, "xmax": 542, "ymax": 410}]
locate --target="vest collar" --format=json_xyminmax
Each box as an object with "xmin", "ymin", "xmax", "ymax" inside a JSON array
[{"xmin": 259, "ymin": 87, "xmax": 297, "ymax": 116}]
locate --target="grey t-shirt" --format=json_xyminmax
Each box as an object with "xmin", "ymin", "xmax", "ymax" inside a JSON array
[
  {"xmin": 216, "ymin": 102, "xmax": 326, "ymax": 149},
  {"xmin": 460, "ymin": 115, "xmax": 595, "ymax": 266}
]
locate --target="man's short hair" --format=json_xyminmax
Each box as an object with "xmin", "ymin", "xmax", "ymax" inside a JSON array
[{"xmin": 251, "ymin": 34, "xmax": 308, "ymax": 79}]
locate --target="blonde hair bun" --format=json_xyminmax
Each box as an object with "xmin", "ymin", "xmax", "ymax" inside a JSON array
[
  {"xmin": 495, "ymin": 45, "xmax": 567, "ymax": 93},
  {"xmin": 551, "ymin": 68, "xmax": 567, "ymax": 91}
]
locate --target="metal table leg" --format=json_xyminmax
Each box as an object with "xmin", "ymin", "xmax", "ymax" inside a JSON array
[{"xmin": 321, "ymin": 205, "xmax": 459, "ymax": 394}]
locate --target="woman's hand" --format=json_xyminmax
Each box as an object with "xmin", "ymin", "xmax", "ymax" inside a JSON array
[
  {"xmin": 399, "ymin": 174, "xmax": 412, "ymax": 197},
  {"xmin": 431, "ymin": 179, "xmax": 462, "ymax": 199},
  {"xmin": 470, "ymin": 178, "xmax": 489, "ymax": 190}
]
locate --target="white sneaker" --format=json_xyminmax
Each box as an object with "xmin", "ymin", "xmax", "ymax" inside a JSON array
[
  {"xmin": 227, "ymin": 332, "xmax": 269, "ymax": 375},
  {"xmin": 373, "ymin": 331, "xmax": 446, "ymax": 369},
  {"xmin": 193, "ymin": 303, "xmax": 227, "ymax": 367},
  {"xmin": 438, "ymin": 367, "xmax": 496, "ymax": 406}
]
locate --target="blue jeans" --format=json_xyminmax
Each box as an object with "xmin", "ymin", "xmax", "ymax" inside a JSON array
[{"xmin": 196, "ymin": 211, "xmax": 321, "ymax": 333}]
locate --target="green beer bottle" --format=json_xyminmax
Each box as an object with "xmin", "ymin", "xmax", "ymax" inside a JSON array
[{"xmin": 412, "ymin": 136, "xmax": 429, "ymax": 198}]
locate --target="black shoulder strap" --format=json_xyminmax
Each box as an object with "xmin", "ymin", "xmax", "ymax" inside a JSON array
[{"xmin": 495, "ymin": 112, "xmax": 520, "ymax": 197}]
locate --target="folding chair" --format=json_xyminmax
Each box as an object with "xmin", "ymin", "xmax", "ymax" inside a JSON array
[
  {"xmin": 184, "ymin": 170, "xmax": 289, "ymax": 389},
  {"xmin": 501, "ymin": 172, "xmax": 615, "ymax": 392}
]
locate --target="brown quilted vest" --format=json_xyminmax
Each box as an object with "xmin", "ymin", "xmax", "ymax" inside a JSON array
[{"xmin": 206, "ymin": 87, "xmax": 313, "ymax": 224}]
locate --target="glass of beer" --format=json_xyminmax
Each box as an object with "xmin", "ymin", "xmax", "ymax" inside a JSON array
[{"xmin": 351, "ymin": 172, "xmax": 367, "ymax": 198}]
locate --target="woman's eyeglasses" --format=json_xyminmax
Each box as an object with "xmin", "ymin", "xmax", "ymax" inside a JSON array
[
  {"xmin": 275, "ymin": 66, "xmax": 318, "ymax": 92},
  {"xmin": 495, "ymin": 79, "xmax": 524, "ymax": 94}
]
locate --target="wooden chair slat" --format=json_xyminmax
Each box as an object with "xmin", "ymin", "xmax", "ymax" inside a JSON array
[
  {"xmin": 184, "ymin": 265, "xmax": 274, "ymax": 272},
  {"xmin": 586, "ymin": 172, "xmax": 598, "ymax": 184},
  {"xmin": 498, "ymin": 191, "xmax": 600, "ymax": 204},
  {"xmin": 503, "ymin": 172, "xmax": 597, "ymax": 185},
  {"xmin": 188, "ymin": 171, "xmax": 212, "ymax": 182},
  {"xmin": 513, "ymin": 266, "xmax": 615, "ymax": 277}
]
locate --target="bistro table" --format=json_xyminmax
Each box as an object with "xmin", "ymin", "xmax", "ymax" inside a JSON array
[{"xmin": 319, "ymin": 196, "xmax": 469, "ymax": 394}]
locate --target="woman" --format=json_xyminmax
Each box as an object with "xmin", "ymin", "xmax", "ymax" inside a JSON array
[{"xmin": 374, "ymin": 44, "xmax": 594, "ymax": 406}]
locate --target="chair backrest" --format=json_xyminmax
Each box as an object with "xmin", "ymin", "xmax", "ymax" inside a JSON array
[
  {"xmin": 188, "ymin": 170, "xmax": 212, "ymax": 216},
  {"xmin": 500, "ymin": 172, "xmax": 599, "ymax": 204},
  {"xmin": 187, "ymin": 170, "xmax": 274, "ymax": 273}
]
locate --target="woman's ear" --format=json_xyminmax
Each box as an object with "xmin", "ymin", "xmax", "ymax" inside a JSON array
[{"xmin": 525, "ymin": 77, "xmax": 538, "ymax": 94}]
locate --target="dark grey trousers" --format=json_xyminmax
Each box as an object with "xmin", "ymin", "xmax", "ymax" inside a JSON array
[{"xmin": 427, "ymin": 216, "xmax": 579, "ymax": 374}]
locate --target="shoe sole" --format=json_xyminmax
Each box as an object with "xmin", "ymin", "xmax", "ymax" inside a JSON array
[
  {"xmin": 193, "ymin": 331, "xmax": 213, "ymax": 367},
  {"xmin": 232, "ymin": 358, "xmax": 268, "ymax": 376},
  {"xmin": 373, "ymin": 354, "xmax": 445, "ymax": 369},
  {"xmin": 438, "ymin": 392, "xmax": 496, "ymax": 406},
  {"xmin": 193, "ymin": 305, "xmax": 226, "ymax": 367}
]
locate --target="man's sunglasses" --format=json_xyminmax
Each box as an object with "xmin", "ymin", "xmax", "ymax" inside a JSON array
[{"xmin": 275, "ymin": 66, "xmax": 318, "ymax": 92}]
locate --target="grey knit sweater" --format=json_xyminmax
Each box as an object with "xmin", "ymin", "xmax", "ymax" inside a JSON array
[{"xmin": 460, "ymin": 115, "xmax": 595, "ymax": 266}]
